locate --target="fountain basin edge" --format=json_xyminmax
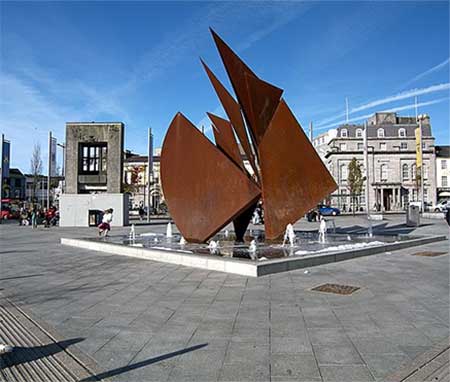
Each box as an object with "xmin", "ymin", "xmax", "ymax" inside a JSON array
[{"xmin": 60, "ymin": 235, "xmax": 447, "ymax": 277}]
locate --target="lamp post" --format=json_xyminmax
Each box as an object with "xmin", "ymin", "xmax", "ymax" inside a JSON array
[{"xmin": 417, "ymin": 114, "xmax": 428, "ymax": 211}]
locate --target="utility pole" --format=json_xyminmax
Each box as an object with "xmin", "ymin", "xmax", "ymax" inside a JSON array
[
  {"xmin": 47, "ymin": 131, "xmax": 52, "ymax": 209},
  {"xmin": 417, "ymin": 114, "xmax": 427, "ymax": 211},
  {"xmin": 147, "ymin": 127, "xmax": 153, "ymax": 223}
]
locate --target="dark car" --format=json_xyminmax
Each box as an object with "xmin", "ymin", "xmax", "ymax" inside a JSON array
[{"xmin": 318, "ymin": 205, "xmax": 340, "ymax": 216}]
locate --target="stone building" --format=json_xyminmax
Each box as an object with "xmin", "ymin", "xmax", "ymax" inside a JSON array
[
  {"xmin": 123, "ymin": 149, "xmax": 163, "ymax": 211},
  {"xmin": 435, "ymin": 145, "xmax": 450, "ymax": 202},
  {"xmin": 59, "ymin": 122, "xmax": 129, "ymax": 226},
  {"xmin": 318, "ymin": 112, "xmax": 436, "ymax": 212}
]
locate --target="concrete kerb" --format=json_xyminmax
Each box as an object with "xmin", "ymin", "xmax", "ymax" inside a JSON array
[{"xmin": 61, "ymin": 234, "xmax": 447, "ymax": 277}]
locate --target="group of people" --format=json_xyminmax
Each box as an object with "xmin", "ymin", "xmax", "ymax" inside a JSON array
[{"xmin": 19, "ymin": 205, "xmax": 59, "ymax": 228}]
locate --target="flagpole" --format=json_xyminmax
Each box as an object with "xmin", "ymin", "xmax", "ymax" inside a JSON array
[
  {"xmin": 47, "ymin": 131, "xmax": 52, "ymax": 209},
  {"xmin": 147, "ymin": 127, "xmax": 153, "ymax": 223}
]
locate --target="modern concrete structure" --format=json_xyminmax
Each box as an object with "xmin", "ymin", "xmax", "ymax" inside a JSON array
[
  {"xmin": 320, "ymin": 112, "xmax": 437, "ymax": 211},
  {"xmin": 436, "ymin": 145, "xmax": 450, "ymax": 202},
  {"xmin": 1, "ymin": 168, "xmax": 26, "ymax": 200},
  {"xmin": 60, "ymin": 122, "xmax": 129, "ymax": 226}
]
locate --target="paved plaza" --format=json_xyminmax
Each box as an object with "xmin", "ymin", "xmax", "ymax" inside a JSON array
[{"xmin": 0, "ymin": 215, "xmax": 449, "ymax": 381}]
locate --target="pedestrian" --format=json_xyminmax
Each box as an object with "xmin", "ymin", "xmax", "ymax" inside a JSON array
[
  {"xmin": 138, "ymin": 205, "xmax": 145, "ymax": 221},
  {"xmin": 98, "ymin": 208, "xmax": 113, "ymax": 237},
  {"xmin": 445, "ymin": 208, "xmax": 450, "ymax": 226},
  {"xmin": 31, "ymin": 206, "xmax": 38, "ymax": 229}
]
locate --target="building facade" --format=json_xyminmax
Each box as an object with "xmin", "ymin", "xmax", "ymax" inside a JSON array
[
  {"xmin": 435, "ymin": 145, "xmax": 450, "ymax": 202},
  {"xmin": 2, "ymin": 168, "xmax": 26, "ymax": 200},
  {"xmin": 321, "ymin": 112, "xmax": 436, "ymax": 212},
  {"xmin": 60, "ymin": 122, "xmax": 129, "ymax": 226}
]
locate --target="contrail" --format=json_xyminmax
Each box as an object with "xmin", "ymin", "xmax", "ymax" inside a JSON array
[
  {"xmin": 317, "ymin": 83, "xmax": 450, "ymax": 127},
  {"xmin": 315, "ymin": 97, "xmax": 448, "ymax": 131}
]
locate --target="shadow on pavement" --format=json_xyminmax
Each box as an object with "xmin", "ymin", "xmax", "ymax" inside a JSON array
[
  {"xmin": 3, "ymin": 338, "xmax": 84, "ymax": 367},
  {"xmin": 80, "ymin": 343, "xmax": 208, "ymax": 382},
  {"xmin": 0, "ymin": 273, "xmax": 45, "ymax": 281}
]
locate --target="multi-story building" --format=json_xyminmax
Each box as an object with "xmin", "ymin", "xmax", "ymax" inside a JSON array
[
  {"xmin": 123, "ymin": 148, "xmax": 163, "ymax": 211},
  {"xmin": 435, "ymin": 145, "xmax": 450, "ymax": 202},
  {"xmin": 322, "ymin": 112, "xmax": 436, "ymax": 212},
  {"xmin": 2, "ymin": 168, "xmax": 26, "ymax": 200}
]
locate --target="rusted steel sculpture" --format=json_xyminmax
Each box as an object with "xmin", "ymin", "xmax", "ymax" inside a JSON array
[{"xmin": 160, "ymin": 29, "xmax": 337, "ymax": 242}]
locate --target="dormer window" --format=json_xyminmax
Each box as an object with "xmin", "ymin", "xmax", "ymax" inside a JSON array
[
  {"xmin": 398, "ymin": 128, "xmax": 406, "ymax": 137},
  {"xmin": 355, "ymin": 128, "xmax": 363, "ymax": 138},
  {"xmin": 377, "ymin": 128, "xmax": 385, "ymax": 138},
  {"xmin": 341, "ymin": 129, "xmax": 348, "ymax": 138}
]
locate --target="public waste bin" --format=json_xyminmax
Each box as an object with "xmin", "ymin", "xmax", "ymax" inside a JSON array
[
  {"xmin": 88, "ymin": 209, "xmax": 104, "ymax": 227},
  {"xmin": 406, "ymin": 205, "xmax": 420, "ymax": 227}
]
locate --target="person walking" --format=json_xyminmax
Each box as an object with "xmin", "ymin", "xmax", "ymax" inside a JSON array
[
  {"xmin": 98, "ymin": 208, "xmax": 113, "ymax": 237},
  {"xmin": 445, "ymin": 207, "xmax": 450, "ymax": 226},
  {"xmin": 138, "ymin": 205, "xmax": 145, "ymax": 221},
  {"xmin": 31, "ymin": 206, "xmax": 38, "ymax": 229}
]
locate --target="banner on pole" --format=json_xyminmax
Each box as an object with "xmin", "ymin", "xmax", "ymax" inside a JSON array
[
  {"xmin": 50, "ymin": 137, "xmax": 57, "ymax": 176},
  {"xmin": 415, "ymin": 127, "xmax": 422, "ymax": 168},
  {"xmin": 2, "ymin": 140, "xmax": 10, "ymax": 178}
]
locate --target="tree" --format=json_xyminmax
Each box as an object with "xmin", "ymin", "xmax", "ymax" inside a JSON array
[
  {"xmin": 30, "ymin": 143, "xmax": 43, "ymax": 202},
  {"xmin": 347, "ymin": 158, "xmax": 365, "ymax": 214}
]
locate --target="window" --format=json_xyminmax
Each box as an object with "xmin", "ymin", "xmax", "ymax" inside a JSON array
[
  {"xmin": 398, "ymin": 128, "xmax": 406, "ymax": 137},
  {"xmin": 357, "ymin": 142, "xmax": 363, "ymax": 151},
  {"xmin": 341, "ymin": 129, "xmax": 348, "ymax": 138},
  {"xmin": 356, "ymin": 129, "xmax": 363, "ymax": 138},
  {"xmin": 340, "ymin": 164, "xmax": 348, "ymax": 181},
  {"xmin": 442, "ymin": 160, "xmax": 447, "ymax": 170},
  {"xmin": 423, "ymin": 165, "xmax": 428, "ymax": 180},
  {"xmin": 380, "ymin": 142, "xmax": 386, "ymax": 151},
  {"xmin": 411, "ymin": 164, "xmax": 417, "ymax": 180},
  {"xmin": 377, "ymin": 128, "xmax": 385, "ymax": 138},
  {"xmin": 400, "ymin": 142, "xmax": 407, "ymax": 150},
  {"xmin": 339, "ymin": 143, "xmax": 347, "ymax": 151},
  {"xmin": 443, "ymin": 176, "xmax": 448, "ymax": 187},
  {"xmin": 424, "ymin": 188, "xmax": 428, "ymax": 201},
  {"xmin": 402, "ymin": 164, "xmax": 409, "ymax": 180},
  {"xmin": 79, "ymin": 143, "xmax": 107, "ymax": 175},
  {"xmin": 380, "ymin": 164, "xmax": 388, "ymax": 181}
]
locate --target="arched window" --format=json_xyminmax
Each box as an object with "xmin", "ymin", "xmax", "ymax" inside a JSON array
[
  {"xmin": 411, "ymin": 164, "xmax": 417, "ymax": 180},
  {"xmin": 377, "ymin": 128, "xmax": 385, "ymax": 138},
  {"xmin": 340, "ymin": 164, "xmax": 348, "ymax": 181},
  {"xmin": 402, "ymin": 164, "xmax": 409, "ymax": 180},
  {"xmin": 341, "ymin": 128, "xmax": 348, "ymax": 138},
  {"xmin": 356, "ymin": 128, "xmax": 363, "ymax": 138},
  {"xmin": 380, "ymin": 164, "xmax": 388, "ymax": 181},
  {"xmin": 398, "ymin": 128, "xmax": 406, "ymax": 137}
]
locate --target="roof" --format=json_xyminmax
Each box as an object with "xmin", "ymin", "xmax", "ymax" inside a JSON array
[{"xmin": 436, "ymin": 145, "xmax": 450, "ymax": 158}]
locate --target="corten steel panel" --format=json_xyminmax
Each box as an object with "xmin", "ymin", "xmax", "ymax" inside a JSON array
[
  {"xmin": 210, "ymin": 29, "xmax": 283, "ymax": 146},
  {"xmin": 201, "ymin": 60, "xmax": 259, "ymax": 179},
  {"xmin": 233, "ymin": 202, "xmax": 257, "ymax": 242},
  {"xmin": 243, "ymin": 73, "xmax": 283, "ymax": 145},
  {"xmin": 208, "ymin": 112, "xmax": 245, "ymax": 170},
  {"xmin": 160, "ymin": 113, "xmax": 261, "ymax": 243},
  {"xmin": 258, "ymin": 100, "xmax": 338, "ymax": 240}
]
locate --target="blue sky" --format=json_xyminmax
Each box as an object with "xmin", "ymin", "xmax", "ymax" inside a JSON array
[{"xmin": 1, "ymin": 1, "xmax": 449, "ymax": 173}]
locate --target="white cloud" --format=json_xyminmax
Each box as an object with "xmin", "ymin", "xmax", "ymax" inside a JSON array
[{"xmin": 403, "ymin": 58, "xmax": 450, "ymax": 88}]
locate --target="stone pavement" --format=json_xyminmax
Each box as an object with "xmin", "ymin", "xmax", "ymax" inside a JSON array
[{"xmin": 0, "ymin": 215, "xmax": 449, "ymax": 381}]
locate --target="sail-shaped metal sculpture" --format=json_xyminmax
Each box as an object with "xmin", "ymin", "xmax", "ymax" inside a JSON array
[{"xmin": 161, "ymin": 29, "xmax": 337, "ymax": 242}]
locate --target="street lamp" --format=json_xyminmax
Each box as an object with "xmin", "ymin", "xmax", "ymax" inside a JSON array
[{"xmin": 417, "ymin": 114, "xmax": 428, "ymax": 211}]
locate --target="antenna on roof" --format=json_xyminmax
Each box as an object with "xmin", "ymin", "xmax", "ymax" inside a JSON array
[{"xmin": 415, "ymin": 96, "xmax": 418, "ymax": 119}]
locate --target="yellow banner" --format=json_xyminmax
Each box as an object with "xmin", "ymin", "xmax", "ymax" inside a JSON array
[{"xmin": 415, "ymin": 127, "xmax": 422, "ymax": 168}]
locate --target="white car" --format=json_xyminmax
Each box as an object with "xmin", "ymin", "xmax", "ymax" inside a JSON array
[{"xmin": 432, "ymin": 200, "xmax": 448, "ymax": 212}]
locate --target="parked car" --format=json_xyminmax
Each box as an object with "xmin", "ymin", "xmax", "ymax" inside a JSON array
[
  {"xmin": 431, "ymin": 200, "xmax": 448, "ymax": 212},
  {"xmin": 318, "ymin": 205, "xmax": 340, "ymax": 216}
]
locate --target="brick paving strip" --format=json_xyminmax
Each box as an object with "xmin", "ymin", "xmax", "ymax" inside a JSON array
[
  {"xmin": 386, "ymin": 338, "xmax": 450, "ymax": 382},
  {"xmin": 0, "ymin": 297, "xmax": 108, "ymax": 382}
]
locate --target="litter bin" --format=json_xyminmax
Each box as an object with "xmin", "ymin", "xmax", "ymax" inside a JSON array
[
  {"xmin": 406, "ymin": 205, "xmax": 420, "ymax": 227},
  {"xmin": 88, "ymin": 209, "xmax": 104, "ymax": 227}
]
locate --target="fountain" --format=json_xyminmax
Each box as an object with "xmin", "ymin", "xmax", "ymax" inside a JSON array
[
  {"xmin": 166, "ymin": 222, "xmax": 172, "ymax": 238},
  {"xmin": 208, "ymin": 240, "xmax": 219, "ymax": 254},
  {"xmin": 129, "ymin": 224, "xmax": 136, "ymax": 242},
  {"xmin": 318, "ymin": 216, "xmax": 327, "ymax": 243},
  {"xmin": 282, "ymin": 223, "xmax": 296, "ymax": 247},
  {"xmin": 179, "ymin": 236, "xmax": 187, "ymax": 246}
]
